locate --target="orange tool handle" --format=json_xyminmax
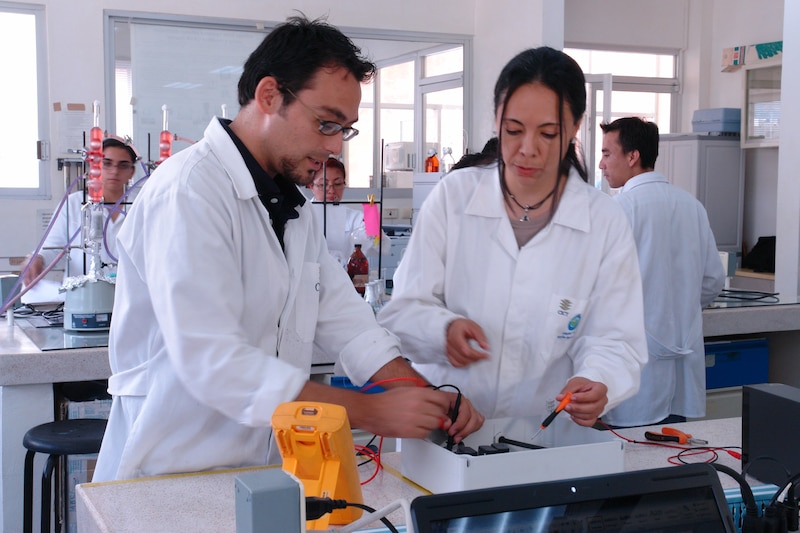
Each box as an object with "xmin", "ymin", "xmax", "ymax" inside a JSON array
[
  {"xmin": 540, "ymin": 392, "xmax": 573, "ymax": 429},
  {"xmin": 662, "ymin": 427, "xmax": 692, "ymax": 443}
]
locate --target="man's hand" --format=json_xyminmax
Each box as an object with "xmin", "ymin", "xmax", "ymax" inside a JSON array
[
  {"xmin": 445, "ymin": 318, "xmax": 490, "ymax": 368},
  {"xmin": 298, "ymin": 379, "xmax": 485, "ymax": 441},
  {"xmin": 440, "ymin": 390, "xmax": 484, "ymax": 445},
  {"xmin": 560, "ymin": 377, "xmax": 608, "ymax": 427}
]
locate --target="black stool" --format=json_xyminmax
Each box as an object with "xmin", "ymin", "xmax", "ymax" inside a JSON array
[{"xmin": 23, "ymin": 418, "xmax": 107, "ymax": 533}]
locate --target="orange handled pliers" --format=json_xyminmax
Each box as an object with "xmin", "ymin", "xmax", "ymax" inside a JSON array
[{"xmin": 644, "ymin": 426, "xmax": 708, "ymax": 445}]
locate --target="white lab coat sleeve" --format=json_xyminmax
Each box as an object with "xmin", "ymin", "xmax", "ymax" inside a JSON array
[
  {"xmin": 37, "ymin": 192, "xmax": 79, "ymax": 271},
  {"xmin": 699, "ymin": 211, "xmax": 725, "ymax": 308},
  {"xmin": 377, "ymin": 183, "xmax": 461, "ymax": 364},
  {"xmin": 566, "ymin": 210, "xmax": 649, "ymax": 411},
  {"xmin": 134, "ymin": 181, "xmax": 308, "ymax": 428}
]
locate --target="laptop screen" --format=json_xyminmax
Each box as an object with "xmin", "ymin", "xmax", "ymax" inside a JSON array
[{"xmin": 411, "ymin": 464, "xmax": 736, "ymax": 533}]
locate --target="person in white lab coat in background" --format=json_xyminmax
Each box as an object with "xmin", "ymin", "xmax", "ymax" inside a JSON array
[
  {"xmin": 378, "ymin": 47, "xmax": 647, "ymax": 435},
  {"xmin": 93, "ymin": 15, "xmax": 482, "ymax": 482},
  {"xmin": 307, "ymin": 157, "xmax": 391, "ymax": 268},
  {"xmin": 19, "ymin": 137, "xmax": 138, "ymax": 289},
  {"xmin": 599, "ymin": 117, "xmax": 725, "ymax": 427}
]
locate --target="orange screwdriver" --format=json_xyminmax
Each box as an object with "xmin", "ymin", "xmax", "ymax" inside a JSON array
[{"xmin": 531, "ymin": 392, "xmax": 572, "ymax": 441}]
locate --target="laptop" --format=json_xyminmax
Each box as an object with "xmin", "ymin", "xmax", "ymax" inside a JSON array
[{"xmin": 410, "ymin": 463, "xmax": 736, "ymax": 532}]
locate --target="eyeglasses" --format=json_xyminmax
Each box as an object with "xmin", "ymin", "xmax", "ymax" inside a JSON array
[
  {"xmin": 312, "ymin": 180, "xmax": 346, "ymax": 190},
  {"xmin": 285, "ymin": 88, "xmax": 359, "ymax": 141},
  {"xmin": 102, "ymin": 159, "xmax": 134, "ymax": 171}
]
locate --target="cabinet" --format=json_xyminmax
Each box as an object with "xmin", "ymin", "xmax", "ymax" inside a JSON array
[
  {"xmin": 742, "ymin": 60, "xmax": 781, "ymax": 149},
  {"xmin": 655, "ymin": 134, "xmax": 744, "ymax": 254}
]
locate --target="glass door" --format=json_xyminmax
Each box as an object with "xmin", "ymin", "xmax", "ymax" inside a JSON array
[{"xmin": 581, "ymin": 74, "xmax": 612, "ymax": 191}]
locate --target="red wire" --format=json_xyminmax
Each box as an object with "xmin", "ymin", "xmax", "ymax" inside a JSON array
[
  {"xmin": 355, "ymin": 435, "xmax": 384, "ymax": 485},
  {"xmin": 599, "ymin": 421, "xmax": 741, "ymax": 465}
]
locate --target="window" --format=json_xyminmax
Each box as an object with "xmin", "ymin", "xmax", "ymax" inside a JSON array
[
  {"xmin": 0, "ymin": 3, "xmax": 49, "ymax": 198},
  {"xmin": 106, "ymin": 13, "xmax": 469, "ymax": 195},
  {"xmin": 565, "ymin": 47, "xmax": 679, "ymax": 187},
  {"xmin": 565, "ymin": 48, "xmax": 678, "ymax": 130},
  {"xmin": 370, "ymin": 44, "xmax": 465, "ymax": 191}
]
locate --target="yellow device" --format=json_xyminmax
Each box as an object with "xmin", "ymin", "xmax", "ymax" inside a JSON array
[{"xmin": 272, "ymin": 401, "xmax": 363, "ymax": 530}]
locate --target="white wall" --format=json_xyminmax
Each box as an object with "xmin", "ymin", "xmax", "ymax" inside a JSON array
[{"xmin": 471, "ymin": 0, "xmax": 564, "ymax": 147}]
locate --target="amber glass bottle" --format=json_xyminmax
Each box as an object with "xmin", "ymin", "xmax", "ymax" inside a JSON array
[{"xmin": 347, "ymin": 244, "xmax": 369, "ymax": 295}]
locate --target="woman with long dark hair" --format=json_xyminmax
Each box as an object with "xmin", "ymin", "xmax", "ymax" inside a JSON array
[{"xmin": 379, "ymin": 47, "xmax": 647, "ymax": 438}]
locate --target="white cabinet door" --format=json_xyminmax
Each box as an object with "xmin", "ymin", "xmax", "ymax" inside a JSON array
[{"xmin": 656, "ymin": 135, "xmax": 744, "ymax": 254}]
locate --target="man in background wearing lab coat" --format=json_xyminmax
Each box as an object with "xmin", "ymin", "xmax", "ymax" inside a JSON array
[
  {"xmin": 599, "ymin": 117, "xmax": 725, "ymax": 427},
  {"xmin": 93, "ymin": 15, "xmax": 482, "ymax": 481}
]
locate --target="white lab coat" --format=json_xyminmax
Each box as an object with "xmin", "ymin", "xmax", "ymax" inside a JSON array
[
  {"xmin": 603, "ymin": 172, "xmax": 725, "ymax": 426},
  {"xmin": 93, "ymin": 118, "xmax": 401, "ymax": 481},
  {"xmin": 377, "ymin": 164, "xmax": 648, "ymax": 423},
  {"xmin": 37, "ymin": 191, "xmax": 125, "ymax": 282}
]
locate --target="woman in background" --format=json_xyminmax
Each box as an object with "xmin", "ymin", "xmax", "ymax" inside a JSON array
[
  {"xmin": 308, "ymin": 157, "xmax": 390, "ymax": 267},
  {"xmin": 20, "ymin": 136, "xmax": 139, "ymax": 287}
]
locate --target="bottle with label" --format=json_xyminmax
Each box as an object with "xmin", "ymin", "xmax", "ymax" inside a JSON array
[
  {"xmin": 347, "ymin": 244, "xmax": 369, "ymax": 295},
  {"xmin": 441, "ymin": 146, "xmax": 456, "ymax": 173},
  {"xmin": 425, "ymin": 149, "xmax": 439, "ymax": 173}
]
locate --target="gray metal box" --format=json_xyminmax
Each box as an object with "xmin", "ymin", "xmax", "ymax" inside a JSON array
[{"xmin": 235, "ymin": 469, "xmax": 304, "ymax": 533}]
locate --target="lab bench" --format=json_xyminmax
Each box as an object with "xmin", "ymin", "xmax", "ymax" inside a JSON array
[
  {"xmin": 75, "ymin": 418, "xmax": 751, "ymax": 532},
  {"xmin": 3, "ymin": 298, "xmax": 800, "ymax": 531}
]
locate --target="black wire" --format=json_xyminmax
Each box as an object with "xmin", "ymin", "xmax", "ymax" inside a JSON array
[
  {"xmin": 497, "ymin": 435, "xmax": 546, "ymax": 450},
  {"xmin": 716, "ymin": 289, "xmax": 780, "ymax": 302},
  {"xmin": 431, "ymin": 384, "xmax": 462, "ymax": 451},
  {"xmin": 675, "ymin": 447, "xmax": 719, "ymax": 464},
  {"xmin": 346, "ymin": 502, "xmax": 400, "ymax": 533}
]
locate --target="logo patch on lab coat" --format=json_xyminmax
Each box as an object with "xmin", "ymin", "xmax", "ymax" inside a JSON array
[{"xmin": 557, "ymin": 313, "xmax": 581, "ymax": 340}]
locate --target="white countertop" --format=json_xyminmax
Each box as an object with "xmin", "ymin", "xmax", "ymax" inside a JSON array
[
  {"xmin": 77, "ymin": 418, "xmax": 746, "ymax": 533},
  {"xmin": 0, "ymin": 321, "xmax": 110, "ymax": 386}
]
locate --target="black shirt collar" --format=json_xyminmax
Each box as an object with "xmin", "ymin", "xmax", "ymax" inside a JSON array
[{"xmin": 218, "ymin": 118, "xmax": 306, "ymax": 249}]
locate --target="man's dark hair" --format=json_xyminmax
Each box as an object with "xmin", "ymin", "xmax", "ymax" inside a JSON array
[
  {"xmin": 600, "ymin": 117, "xmax": 660, "ymax": 169},
  {"xmin": 237, "ymin": 15, "xmax": 376, "ymax": 107}
]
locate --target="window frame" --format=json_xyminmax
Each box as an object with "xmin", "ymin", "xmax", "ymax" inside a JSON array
[
  {"xmin": 0, "ymin": 2, "xmax": 50, "ymax": 199},
  {"xmin": 564, "ymin": 45, "xmax": 681, "ymax": 133},
  {"xmin": 104, "ymin": 12, "xmax": 471, "ymax": 197}
]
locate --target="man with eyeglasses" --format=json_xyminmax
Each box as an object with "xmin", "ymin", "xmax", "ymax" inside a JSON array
[
  {"xmin": 20, "ymin": 136, "xmax": 138, "ymax": 289},
  {"xmin": 307, "ymin": 157, "xmax": 392, "ymax": 267},
  {"xmin": 94, "ymin": 15, "xmax": 483, "ymax": 482}
]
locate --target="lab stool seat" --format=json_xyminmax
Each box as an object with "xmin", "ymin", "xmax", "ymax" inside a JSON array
[{"xmin": 23, "ymin": 418, "xmax": 107, "ymax": 533}]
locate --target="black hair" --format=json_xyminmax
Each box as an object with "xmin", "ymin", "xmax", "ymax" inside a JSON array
[
  {"xmin": 321, "ymin": 157, "xmax": 346, "ymax": 181},
  {"xmin": 600, "ymin": 117, "xmax": 660, "ymax": 169},
  {"xmin": 493, "ymin": 47, "xmax": 588, "ymax": 219},
  {"xmin": 237, "ymin": 14, "xmax": 376, "ymax": 107},
  {"xmin": 103, "ymin": 137, "xmax": 138, "ymax": 163},
  {"xmin": 451, "ymin": 137, "xmax": 499, "ymax": 170}
]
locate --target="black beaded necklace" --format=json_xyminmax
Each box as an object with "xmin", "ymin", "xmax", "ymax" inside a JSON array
[{"xmin": 506, "ymin": 188, "xmax": 555, "ymax": 222}]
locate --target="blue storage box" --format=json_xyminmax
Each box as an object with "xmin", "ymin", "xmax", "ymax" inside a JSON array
[
  {"xmin": 692, "ymin": 108, "xmax": 741, "ymax": 134},
  {"xmin": 704, "ymin": 338, "xmax": 768, "ymax": 389}
]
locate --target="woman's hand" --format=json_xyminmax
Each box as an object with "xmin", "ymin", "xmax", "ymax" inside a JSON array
[
  {"xmin": 560, "ymin": 377, "xmax": 608, "ymax": 427},
  {"xmin": 445, "ymin": 318, "xmax": 491, "ymax": 368}
]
